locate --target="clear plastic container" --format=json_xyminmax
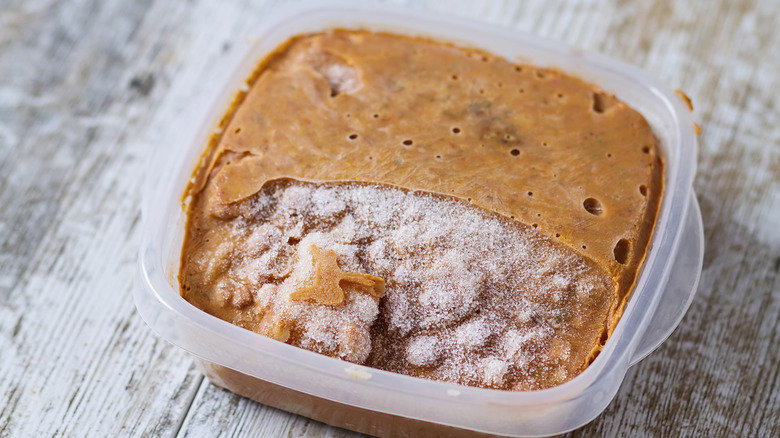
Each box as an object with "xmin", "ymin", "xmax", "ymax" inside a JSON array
[{"xmin": 134, "ymin": 2, "xmax": 703, "ymax": 436}]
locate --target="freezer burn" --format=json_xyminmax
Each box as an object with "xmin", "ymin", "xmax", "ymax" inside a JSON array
[{"xmin": 179, "ymin": 31, "xmax": 664, "ymax": 391}]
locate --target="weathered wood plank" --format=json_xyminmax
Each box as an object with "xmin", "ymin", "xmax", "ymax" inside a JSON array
[
  {"xmin": 0, "ymin": 0, "xmax": 777, "ymax": 437},
  {"xmin": 0, "ymin": 0, "xmax": 210, "ymax": 436}
]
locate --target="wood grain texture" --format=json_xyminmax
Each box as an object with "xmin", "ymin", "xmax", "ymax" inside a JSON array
[{"xmin": 0, "ymin": 0, "xmax": 777, "ymax": 437}]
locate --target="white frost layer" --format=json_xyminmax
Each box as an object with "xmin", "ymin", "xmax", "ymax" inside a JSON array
[{"xmin": 209, "ymin": 180, "xmax": 607, "ymax": 389}]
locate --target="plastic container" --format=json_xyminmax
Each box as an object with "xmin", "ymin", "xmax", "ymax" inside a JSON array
[{"xmin": 134, "ymin": 2, "xmax": 703, "ymax": 436}]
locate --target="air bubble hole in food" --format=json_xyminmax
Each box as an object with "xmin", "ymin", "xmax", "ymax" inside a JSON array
[
  {"xmin": 614, "ymin": 239, "xmax": 630, "ymax": 264},
  {"xmin": 583, "ymin": 197, "xmax": 603, "ymax": 216},
  {"xmin": 592, "ymin": 92, "xmax": 610, "ymax": 113}
]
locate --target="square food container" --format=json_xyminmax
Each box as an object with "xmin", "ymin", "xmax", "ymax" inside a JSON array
[{"xmin": 134, "ymin": 2, "xmax": 703, "ymax": 436}]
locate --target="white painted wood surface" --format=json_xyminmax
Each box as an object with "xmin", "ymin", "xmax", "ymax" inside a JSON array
[{"xmin": 1, "ymin": 0, "xmax": 778, "ymax": 437}]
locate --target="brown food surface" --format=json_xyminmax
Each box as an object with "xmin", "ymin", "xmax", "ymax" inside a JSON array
[{"xmin": 179, "ymin": 31, "xmax": 663, "ymax": 390}]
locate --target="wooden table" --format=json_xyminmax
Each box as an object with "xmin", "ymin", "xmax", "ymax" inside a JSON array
[{"xmin": 1, "ymin": 0, "xmax": 778, "ymax": 436}]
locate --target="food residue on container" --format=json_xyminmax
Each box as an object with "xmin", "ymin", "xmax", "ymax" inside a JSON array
[{"xmin": 179, "ymin": 31, "xmax": 663, "ymax": 390}]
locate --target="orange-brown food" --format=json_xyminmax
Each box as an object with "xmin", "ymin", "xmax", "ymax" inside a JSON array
[
  {"xmin": 290, "ymin": 245, "xmax": 385, "ymax": 305},
  {"xmin": 180, "ymin": 31, "xmax": 663, "ymax": 390}
]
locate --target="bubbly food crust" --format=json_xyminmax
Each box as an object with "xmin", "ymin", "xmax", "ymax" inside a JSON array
[{"xmin": 180, "ymin": 31, "xmax": 663, "ymax": 390}]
